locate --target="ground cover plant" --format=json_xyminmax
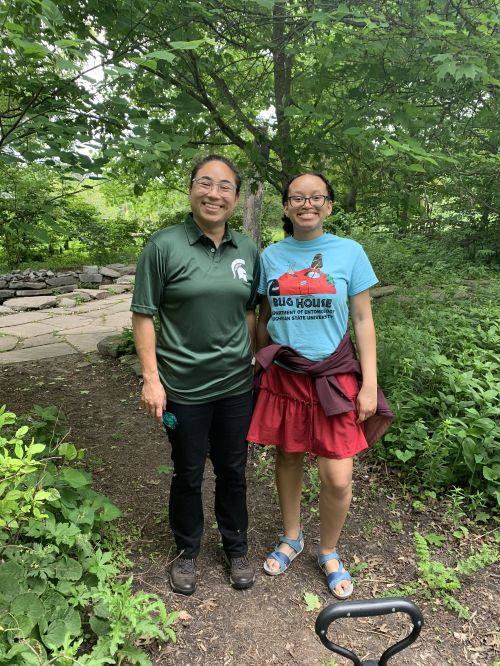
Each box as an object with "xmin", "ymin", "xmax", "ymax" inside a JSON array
[
  {"xmin": 0, "ymin": 404, "xmax": 177, "ymax": 665},
  {"xmin": 358, "ymin": 232, "xmax": 500, "ymax": 509},
  {"xmin": 2, "ymin": 351, "xmax": 499, "ymax": 664}
]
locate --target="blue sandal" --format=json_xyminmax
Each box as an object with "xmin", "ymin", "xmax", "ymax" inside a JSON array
[
  {"xmin": 263, "ymin": 531, "xmax": 304, "ymax": 576},
  {"xmin": 318, "ymin": 551, "xmax": 353, "ymax": 599}
]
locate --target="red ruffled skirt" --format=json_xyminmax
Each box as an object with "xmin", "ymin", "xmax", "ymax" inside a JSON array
[{"xmin": 247, "ymin": 364, "xmax": 368, "ymax": 459}]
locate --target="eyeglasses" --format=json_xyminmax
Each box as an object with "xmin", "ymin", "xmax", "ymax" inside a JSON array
[
  {"xmin": 192, "ymin": 177, "xmax": 237, "ymax": 194},
  {"xmin": 287, "ymin": 195, "xmax": 330, "ymax": 208}
]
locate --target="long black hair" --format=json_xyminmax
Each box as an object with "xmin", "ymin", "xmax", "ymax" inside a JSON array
[
  {"xmin": 189, "ymin": 154, "xmax": 242, "ymax": 194},
  {"xmin": 282, "ymin": 172, "xmax": 335, "ymax": 235}
]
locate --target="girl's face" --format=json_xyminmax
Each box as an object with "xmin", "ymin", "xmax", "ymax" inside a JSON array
[
  {"xmin": 283, "ymin": 174, "xmax": 332, "ymax": 240},
  {"xmin": 189, "ymin": 160, "xmax": 239, "ymax": 230}
]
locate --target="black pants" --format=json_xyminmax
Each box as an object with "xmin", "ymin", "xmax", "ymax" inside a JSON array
[{"xmin": 166, "ymin": 391, "xmax": 253, "ymax": 559}]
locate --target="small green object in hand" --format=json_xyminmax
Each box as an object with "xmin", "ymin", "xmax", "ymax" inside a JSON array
[{"xmin": 162, "ymin": 411, "xmax": 178, "ymax": 430}]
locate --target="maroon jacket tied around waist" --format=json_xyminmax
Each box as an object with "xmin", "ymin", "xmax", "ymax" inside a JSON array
[{"xmin": 255, "ymin": 332, "xmax": 393, "ymax": 446}]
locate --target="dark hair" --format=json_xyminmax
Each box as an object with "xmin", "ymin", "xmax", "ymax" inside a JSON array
[
  {"xmin": 189, "ymin": 154, "xmax": 242, "ymax": 193},
  {"xmin": 281, "ymin": 172, "xmax": 335, "ymax": 235}
]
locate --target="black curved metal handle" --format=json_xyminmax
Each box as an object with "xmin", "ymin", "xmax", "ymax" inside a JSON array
[{"xmin": 315, "ymin": 597, "xmax": 424, "ymax": 666}]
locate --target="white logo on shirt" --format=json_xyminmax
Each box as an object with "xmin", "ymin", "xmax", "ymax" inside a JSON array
[{"xmin": 231, "ymin": 259, "xmax": 248, "ymax": 282}]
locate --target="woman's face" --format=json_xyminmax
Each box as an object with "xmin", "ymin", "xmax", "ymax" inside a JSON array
[
  {"xmin": 283, "ymin": 174, "xmax": 332, "ymax": 240},
  {"xmin": 189, "ymin": 160, "xmax": 239, "ymax": 230}
]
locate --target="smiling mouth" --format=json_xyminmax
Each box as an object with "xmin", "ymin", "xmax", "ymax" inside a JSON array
[{"xmin": 203, "ymin": 202, "xmax": 224, "ymax": 210}]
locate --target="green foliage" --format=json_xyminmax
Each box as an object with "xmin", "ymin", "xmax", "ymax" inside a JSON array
[
  {"xmin": 117, "ymin": 327, "xmax": 136, "ymax": 355},
  {"xmin": 303, "ymin": 591, "xmax": 321, "ymax": 612},
  {"xmin": 3, "ymin": 0, "xmax": 498, "ymax": 250},
  {"xmin": 383, "ymin": 531, "xmax": 499, "ymax": 619},
  {"xmin": 0, "ymin": 163, "xmax": 141, "ymax": 268},
  {"xmin": 372, "ymin": 264, "xmax": 500, "ymax": 506},
  {"xmin": 0, "ymin": 405, "xmax": 176, "ymax": 664}
]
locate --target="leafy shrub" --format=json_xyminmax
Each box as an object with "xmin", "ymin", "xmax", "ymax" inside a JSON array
[
  {"xmin": 373, "ymin": 292, "xmax": 500, "ymax": 507},
  {"xmin": 0, "ymin": 405, "xmax": 176, "ymax": 665}
]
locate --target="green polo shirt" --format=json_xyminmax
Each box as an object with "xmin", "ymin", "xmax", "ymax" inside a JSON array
[{"xmin": 131, "ymin": 214, "xmax": 260, "ymax": 403}]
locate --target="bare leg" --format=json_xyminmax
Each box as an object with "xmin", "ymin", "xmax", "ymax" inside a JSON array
[
  {"xmin": 265, "ymin": 448, "xmax": 304, "ymax": 572},
  {"xmin": 317, "ymin": 456, "xmax": 353, "ymax": 595}
]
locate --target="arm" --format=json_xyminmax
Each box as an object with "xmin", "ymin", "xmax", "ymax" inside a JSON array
[
  {"xmin": 246, "ymin": 310, "xmax": 256, "ymax": 356},
  {"xmin": 132, "ymin": 312, "xmax": 166, "ymax": 422},
  {"xmin": 349, "ymin": 290, "xmax": 377, "ymax": 423},
  {"xmin": 256, "ymin": 296, "xmax": 271, "ymax": 351},
  {"xmin": 253, "ymin": 296, "xmax": 271, "ymax": 373}
]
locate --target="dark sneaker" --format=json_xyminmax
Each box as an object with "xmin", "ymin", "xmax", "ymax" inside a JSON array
[
  {"xmin": 227, "ymin": 554, "xmax": 255, "ymax": 590},
  {"xmin": 170, "ymin": 557, "xmax": 196, "ymax": 595}
]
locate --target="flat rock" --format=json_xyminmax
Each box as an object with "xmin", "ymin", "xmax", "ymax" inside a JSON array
[
  {"xmin": 371, "ymin": 286, "xmax": 397, "ymax": 299},
  {"xmin": 52, "ymin": 285, "xmax": 76, "ymax": 294},
  {"xmin": 78, "ymin": 273, "xmax": 103, "ymax": 283},
  {"xmin": 70, "ymin": 291, "xmax": 92, "ymax": 302},
  {"xmin": 46, "ymin": 275, "xmax": 79, "ymax": 287},
  {"xmin": 97, "ymin": 334, "xmax": 123, "ymax": 358},
  {"xmin": 0, "ymin": 335, "xmax": 17, "ymax": 351},
  {"xmin": 18, "ymin": 333, "xmax": 59, "ymax": 349},
  {"xmin": 106, "ymin": 263, "xmax": 136, "ymax": 275},
  {"xmin": 15, "ymin": 289, "xmax": 53, "ymax": 297},
  {"xmin": 0, "ymin": 305, "xmax": 14, "ymax": 315},
  {"xmin": 116, "ymin": 275, "xmax": 135, "ymax": 284},
  {"xmin": 0, "ymin": 341, "xmax": 75, "ymax": 364},
  {"xmin": 57, "ymin": 298, "xmax": 77, "ymax": 308},
  {"xmin": 9, "ymin": 281, "xmax": 43, "ymax": 289},
  {"xmin": 74, "ymin": 288, "xmax": 109, "ymax": 300},
  {"xmin": 99, "ymin": 284, "xmax": 131, "ymax": 294},
  {"xmin": 99, "ymin": 267, "xmax": 121, "ymax": 278},
  {"xmin": 2, "ymin": 295, "xmax": 58, "ymax": 311},
  {"xmin": 82, "ymin": 265, "xmax": 98, "ymax": 273}
]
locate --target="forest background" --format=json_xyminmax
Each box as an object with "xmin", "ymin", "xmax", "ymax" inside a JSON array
[{"xmin": 0, "ymin": 1, "xmax": 499, "ymax": 665}]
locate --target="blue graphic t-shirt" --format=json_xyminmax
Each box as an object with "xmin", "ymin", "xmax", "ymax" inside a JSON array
[{"xmin": 259, "ymin": 234, "xmax": 378, "ymax": 360}]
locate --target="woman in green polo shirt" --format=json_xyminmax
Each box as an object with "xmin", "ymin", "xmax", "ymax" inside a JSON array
[{"xmin": 131, "ymin": 155, "xmax": 260, "ymax": 595}]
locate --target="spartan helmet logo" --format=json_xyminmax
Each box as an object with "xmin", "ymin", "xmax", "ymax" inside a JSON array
[{"xmin": 231, "ymin": 258, "xmax": 248, "ymax": 282}]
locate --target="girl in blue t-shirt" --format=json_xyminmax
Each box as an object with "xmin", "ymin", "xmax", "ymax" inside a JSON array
[{"xmin": 248, "ymin": 172, "xmax": 390, "ymax": 599}]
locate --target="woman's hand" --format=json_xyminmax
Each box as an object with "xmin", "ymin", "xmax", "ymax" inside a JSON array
[
  {"xmin": 141, "ymin": 376, "xmax": 167, "ymax": 422},
  {"xmin": 356, "ymin": 384, "xmax": 377, "ymax": 423}
]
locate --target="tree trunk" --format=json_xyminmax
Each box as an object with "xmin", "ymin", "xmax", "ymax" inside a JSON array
[
  {"xmin": 243, "ymin": 181, "xmax": 263, "ymax": 251},
  {"xmin": 345, "ymin": 160, "xmax": 358, "ymax": 212},
  {"xmin": 272, "ymin": 3, "xmax": 295, "ymax": 183}
]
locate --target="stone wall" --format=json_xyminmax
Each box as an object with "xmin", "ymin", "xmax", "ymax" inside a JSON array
[{"xmin": 0, "ymin": 264, "xmax": 135, "ymax": 313}]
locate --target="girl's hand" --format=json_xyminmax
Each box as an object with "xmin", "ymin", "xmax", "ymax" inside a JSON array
[{"xmin": 356, "ymin": 385, "xmax": 377, "ymax": 423}]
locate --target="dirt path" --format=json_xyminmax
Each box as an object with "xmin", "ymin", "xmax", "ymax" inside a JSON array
[{"xmin": 2, "ymin": 354, "xmax": 498, "ymax": 665}]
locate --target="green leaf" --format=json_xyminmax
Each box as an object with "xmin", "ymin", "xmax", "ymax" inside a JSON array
[
  {"xmin": 407, "ymin": 164, "xmax": 427, "ymax": 173},
  {"xmin": 10, "ymin": 592, "xmax": 45, "ymax": 633},
  {"xmin": 394, "ymin": 449, "xmax": 414, "ymax": 462},
  {"xmin": 54, "ymin": 556, "xmax": 83, "ymax": 581},
  {"xmin": 142, "ymin": 50, "xmax": 176, "ymax": 62},
  {"xmin": 58, "ymin": 442, "xmax": 78, "ymax": 460},
  {"xmin": 89, "ymin": 614, "xmax": 111, "ymax": 636},
  {"xmin": 93, "ymin": 496, "xmax": 122, "ymax": 522},
  {"xmin": 61, "ymin": 468, "xmax": 91, "ymax": 489},
  {"xmin": 169, "ymin": 39, "xmax": 209, "ymax": 50},
  {"xmin": 118, "ymin": 645, "xmax": 151, "ymax": 665},
  {"xmin": 29, "ymin": 443, "xmax": 46, "ymax": 455},
  {"xmin": 43, "ymin": 619, "xmax": 67, "ymax": 649},
  {"xmin": 41, "ymin": 0, "xmax": 64, "ymax": 25},
  {"xmin": 424, "ymin": 533, "xmax": 446, "ymax": 547},
  {"xmin": 303, "ymin": 591, "xmax": 320, "ymax": 612},
  {"xmin": 0, "ymin": 562, "xmax": 24, "ymax": 600},
  {"xmin": 483, "ymin": 466, "xmax": 499, "ymax": 482},
  {"xmin": 63, "ymin": 607, "xmax": 82, "ymax": 637}
]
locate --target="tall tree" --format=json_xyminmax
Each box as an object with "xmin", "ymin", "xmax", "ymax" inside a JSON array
[{"xmin": 1, "ymin": 1, "xmax": 498, "ymax": 238}]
